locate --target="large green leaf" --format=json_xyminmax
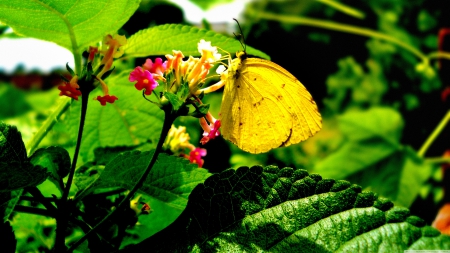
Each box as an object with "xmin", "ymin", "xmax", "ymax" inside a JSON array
[
  {"xmin": 120, "ymin": 166, "xmax": 450, "ymax": 252},
  {"xmin": 314, "ymin": 107, "xmax": 432, "ymax": 207},
  {"xmin": 29, "ymin": 146, "xmax": 71, "ymax": 193},
  {"xmin": 0, "ymin": 0, "xmax": 139, "ymax": 52},
  {"xmin": 65, "ymin": 70, "xmax": 164, "ymax": 163},
  {"xmin": 123, "ymin": 24, "xmax": 270, "ymax": 59},
  {"xmin": 338, "ymin": 107, "xmax": 404, "ymax": 144},
  {"xmin": 94, "ymin": 150, "xmax": 212, "ymax": 210},
  {"xmin": 0, "ymin": 123, "xmax": 47, "ymax": 192}
]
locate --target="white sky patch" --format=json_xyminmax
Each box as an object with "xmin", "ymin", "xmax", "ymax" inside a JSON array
[
  {"xmin": 169, "ymin": 0, "xmax": 248, "ymax": 24},
  {"xmin": 0, "ymin": 38, "xmax": 74, "ymax": 74}
]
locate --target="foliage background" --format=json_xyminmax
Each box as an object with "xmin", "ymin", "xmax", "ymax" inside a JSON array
[{"xmin": 1, "ymin": 0, "xmax": 449, "ymax": 251}]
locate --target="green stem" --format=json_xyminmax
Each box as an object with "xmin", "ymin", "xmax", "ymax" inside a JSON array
[
  {"xmin": 26, "ymin": 97, "xmax": 71, "ymax": 155},
  {"xmin": 255, "ymin": 11, "xmax": 427, "ymax": 61},
  {"xmin": 317, "ymin": 0, "xmax": 365, "ymax": 19},
  {"xmin": 425, "ymin": 156, "xmax": 450, "ymax": 164},
  {"xmin": 427, "ymin": 51, "xmax": 450, "ymax": 61},
  {"xmin": 25, "ymin": 187, "xmax": 58, "ymax": 215},
  {"xmin": 54, "ymin": 91, "xmax": 90, "ymax": 251},
  {"xmin": 66, "ymin": 109, "xmax": 177, "ymax": 253},
  {"xmin": 418, "ymin": 110, "xmax": 450, "ymax": 157}
]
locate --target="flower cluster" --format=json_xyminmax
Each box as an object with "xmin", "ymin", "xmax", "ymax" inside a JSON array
[
  {"xmin": 57, "ymin": 75, "xmax": 81, "ymax": 100},
  {"xmin": 129, "ymin": 39, "xmax": 222, "ymax": 100},
  {"xmin": 163, "ymin": 125, "xmax": 207, "ymax": 167},
  {"xmin": 130, "ymin": 195, "xmax": 152, "ymax": 216},
  {"xmin": 129, "ymin": 40, "xmax": 226, "ymax": 167},
  {"xmin": 57, "ymin": 34, "xmax": 126, "ymax": 106}
]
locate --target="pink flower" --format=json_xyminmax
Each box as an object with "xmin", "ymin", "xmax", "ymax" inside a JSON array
[
  {"xmin": 189, "ymin": 147, "xmax": 207, "ymax": 168},
  {"xmin": 199, "ymin": 112, "xmax": 221, "ymax": 145},
  {"xmin": 143, "ymin": 58, "xmax": 167, "ymax": 77},
  {"xmin": 129, "ymin": 67, "xmax": 158, "ymax": 95},
  {"xmin": 96, "ymin": 95, "xmax": 118, "ymax": 106},
  {"xmin": 200, "ymin": 119, "xmax": 221, "ymax": 145}
]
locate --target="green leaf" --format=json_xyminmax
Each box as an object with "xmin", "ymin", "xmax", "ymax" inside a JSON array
[
  {"xmin": 65, "ymin": 70, "xmax": 165, "ymax": 162},
  {"xmin": 11, "ymin": 212, "xmax": 56, "ymax": 252},
  {"xmin": 0, "ymin": 123, "xmax": 47, "ymax": 191},
  {"xmin": 314, "ymin": 140, "xmax": 398, "ymax": 179},
  {"xmin": 314, "ymin": 108, "xmax": 433, "ymax": 207},
  {"xmin": 164, "ymin": 92, "xmax": 183, "ymax": 112},
  {"xmin": 189, "ymin": 103, "xmax": 210, "ymax": 118},
  {"xmin": 120, "ymin": 166, "xmax": 450, "ymax": 252},
  {"xmin": 73, "ymin": 165, "xmax": 103, "ymax": 195},
  {"xmin": 189, "ymin": 0, "xmax": 234, "ymax": 10},
  {"xmin": 93, "ymin": 146, "xmax": 140, "ymax": 165},
  {"xmin": 29, "ymin": 146, "xmax": 71, "ymax": 193},
  {"xmin": 94, "ymin": 150, "xmax": 211, "ymax": 210},
  {"xmin": 122, "ymin": 195, "xmax": 183, "ymax": 247},
  {"xmin": 123, "ymin": 24, "xmax": 270, "ymax": 59},
  {"xmin": 0, "ymin": 0, "xmax": 139, "ymax": 52},
  {"xmin": 0, "ymin": 190, "xmax": 22, "ymax": 222},
  {"xmin": 338, "ymin": 107, "xmax": 404, "ymax": 144}
]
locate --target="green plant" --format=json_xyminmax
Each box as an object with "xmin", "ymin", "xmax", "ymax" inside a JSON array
[{"xmin": 1, "ymin": 0, "xmax": 450, "ymax": 252}]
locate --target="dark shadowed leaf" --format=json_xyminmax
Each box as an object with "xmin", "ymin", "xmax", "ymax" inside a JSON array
[
  {"xmin": 30, "ymin": 146, "xmax": 71, "ymax": 193},
  {"xmin": 0, "ymin": 123, "xmax": 47, "ymax": 192},
  {"xmin": 119, "ymin": 165, "xmax": 450, "ymax": 252}
]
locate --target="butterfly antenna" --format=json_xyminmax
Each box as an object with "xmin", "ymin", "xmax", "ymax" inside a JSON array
[{"xmin": 233, "ymin": 18, "xmax": 247, "ymax": 52}]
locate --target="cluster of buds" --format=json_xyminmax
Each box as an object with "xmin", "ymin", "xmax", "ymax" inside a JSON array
[
  {"xmin": 163, "ymin": 125, "xmax": 207, "ymax": 167},
  {"xmin": 57, "ymin": 34, "xmax": 127, "ymax": 106},
  {"xmin": 129, "ymin": 40, "xmax": 226, "ymax": 168},
  {"xmin": 130, "ymin": 195, "xmax": 152, "ymax": 217}
]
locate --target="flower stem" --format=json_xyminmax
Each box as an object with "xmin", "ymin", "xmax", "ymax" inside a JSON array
[
  {"xmin": 67, "ymin": 109, "xmax": 177, "ymax": 253},
  {"xmin": 54, "ymin": 91, "xmax": 89, "ymax": 251},
  {"xmin": 427, "ymin": 51, "xmax": 450, "ymax": 61},
  {"xmin": 418, "ymin": 110, "xmax": 450, "ymax": 157},
  {"xmin": 425, "ymin": 156, "xmax": 450, "ymax": 164},
  {"xmin": 255, "ymin": 11, "xmax": 427, "ymax": 62},
  {"xmin": 317, "ymin": 0, "xmax": 365, "ymax": 19}
]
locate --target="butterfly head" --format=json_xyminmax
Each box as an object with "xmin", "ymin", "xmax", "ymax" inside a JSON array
[{"xmin": 236, "ymin": 51, "xmax": 248, "ymax": 61}]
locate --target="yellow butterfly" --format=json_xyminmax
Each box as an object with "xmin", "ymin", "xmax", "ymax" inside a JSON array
[{"xmin": 219, "ymin": 51, "xmax": 322, "ymax": 154}]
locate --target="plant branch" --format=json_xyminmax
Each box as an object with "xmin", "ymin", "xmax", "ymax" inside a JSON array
[
  {"xmin": 54, "ymin": 89, "xmax": 90, "ymax": 251},
  {"xmin": 418, "ymin": 110, "xmax": 450, "ymax": 157},
  {"xmin": 317, "ymin": 0, "xmax": 365, "ymax": 19},
  {"xmin": 67, "ymin": 109, "xmax": 177, "ymax": 253},
  {"xmin": 425, "ymin": 156, "xmax": 450, "ymax": 164},
  {"xmin": 255, "ymin": 11, "xmax": 427, "ymax": 62},
  {"xmin": 25, "ymin": 187, "xmax": 58, "ymax": 216},
  {"xmin": 427, "ymin": 51, "xmax": 450, "ymax": 61}
]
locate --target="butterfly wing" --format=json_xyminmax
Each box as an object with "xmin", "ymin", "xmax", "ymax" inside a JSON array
[{"xmin": 220, "ymin": 57, "xmax": 322, "ymax": 154}]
